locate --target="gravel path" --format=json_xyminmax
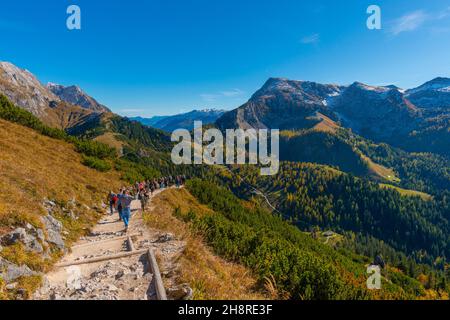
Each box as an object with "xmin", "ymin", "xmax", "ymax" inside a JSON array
[{"xmin": 34, "ymin": 188, "xmax": 187, "ymax": 300}]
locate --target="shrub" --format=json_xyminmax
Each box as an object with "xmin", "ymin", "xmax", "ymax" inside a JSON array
[{"xmin": 81, "ymin": 156, "xmax": 112, "ymax": 172}]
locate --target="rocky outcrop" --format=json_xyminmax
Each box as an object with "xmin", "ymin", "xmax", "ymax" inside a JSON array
[
  {"xmin": 0, "ymin": 258, "xmax": 37, "ymax": 282},
  {"xmin": 1, "ymin": 227, "xmax": 44, "ymax": 253},
  {"xmin": 0, "ymin": 199, "xmax": 69, "ymax": 289},
  {"xmin": 41, "ymin": 215, "xmax": 65, "ymax": 250}
]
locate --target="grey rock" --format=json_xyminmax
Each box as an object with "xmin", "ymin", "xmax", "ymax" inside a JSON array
[
  {"xmin": 1, "ymin": 227, "xmax": 43, "ymax": 253},
  {"xmin": 38, "ymin": 276, "xmax": 51, "ymax": 295},
  {"xmin": 1, "ymin": 227, "xmax": 27, "ymax": 245},
  {"xmin": 44, "ymin": 200, "xmax": 56, "ymax": 207},
  {"xmin": 167, "ymin": 284, "xmax": 193, "ymax": 300},
  {"xmin": 42, "ymin": 215, "xmax": 63, "ymax": 233},
  {"xmin": 41, "ymin": 215, "xmax": 65, "ymax": 249},
  {"xmin": 50, "ymin": 292, "xmax": 62, "ymax": 300},
  {"xmin": 155, "ymin": 233, "xmax": 175, "ymax": 243},
  {"xmin": 36, "ymin": 229, "xmax": 45, "ymax": 241},
  {"xmin": 0, "ymin": 257, "xmax": 36, "ymax": 282},
  {"xmin": 46, "ymin": 229, "xmax": 65, "ymax": 249}
]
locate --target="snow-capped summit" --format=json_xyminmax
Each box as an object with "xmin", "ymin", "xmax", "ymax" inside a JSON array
[{"xmin": 406, "ymin": 77, "xmax": 450, "ymax": 108}]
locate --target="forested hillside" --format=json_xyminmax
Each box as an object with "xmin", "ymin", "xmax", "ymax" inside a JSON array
[
  {"xmin": 201, "ymin": 164, "xmax": 449, "ymax": 298},
  {"xmin": 184, "ymin": 179, "xmax": 447, "ymax": 299}
]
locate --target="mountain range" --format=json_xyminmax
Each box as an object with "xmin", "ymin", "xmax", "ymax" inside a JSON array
[
  {"xmin": 130, "ymin": 109, "xmax": 225, "ymax": 132},
  {"xmin": 217, "ymin": 77, "xmax": 450, "ymax": 158},
  {"xmin": 1, "ymin": 60, "xmax": 449, "ymax": 299},
  {"xmin": 1, "ymin": 60, "xmax": 448, "ymax": 181}
]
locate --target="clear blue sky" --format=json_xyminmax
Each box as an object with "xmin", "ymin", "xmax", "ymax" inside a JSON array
[{"xmin": 1, "ymin": 0, "xmax": 449, "ymax": 116}]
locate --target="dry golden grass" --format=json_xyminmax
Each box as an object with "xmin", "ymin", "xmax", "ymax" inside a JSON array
[
  {"xmin": 361, "ymin": 154, "xmax": 400, "ymax": 183},
  {"xmin": 144, "ymin": 188, "xmax": 268, "ymax": 300},
  {"xmin": 312, "ymin": 112, "xmax": 339, "ymax": 133},
  {"xmin": 94, "ymin": 132, "xmax": 125, "ymax": 152},
  {"xmin": 0, "ymin": 119, "xmax": 124, "ymax": 297},
  {"xmin": 0, "ymin": 119, "xmax": 122, "ymax": 226},
  {"xmin": 380, "ymin": 184, "xmax": 433, "ymax": 201}
]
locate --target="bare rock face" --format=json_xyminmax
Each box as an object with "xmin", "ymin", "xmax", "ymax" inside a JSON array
[
  {"xmin": 406, "ymin": 77, "xmax": 450, "ymax": 108},
  {"xmin": 47, "ymin": 83, "xmax": 110, "ymax": 113},
  {"xmin": 0, "ymin": 61, "xmax": 60, "ymax": 118},
  {"xmin": 217, "ymin": 77, "xmax": 344, "ymax": 131}
]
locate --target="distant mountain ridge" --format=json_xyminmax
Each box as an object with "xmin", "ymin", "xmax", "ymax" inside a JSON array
[
  {"xmin": 405, "ymin": 77, "xmax": 450, "ymax": 108},
  {"xmin": 0, "ymin": 61, "xmax": 171, "ymax": 157},
  {"xmin": 47, "ymin": 83, "xmax": 111, "ymax": 113},
  {"xmin": 216, "ymin": 77, "xmax": 450, "ymax": 157},
  {"xmin": 0, "ymin": 61, "xmax": 100, "ymax": 129},
  {"xmin": 131, "ymin": 109, "xmax": 226, "ymax": 132}
]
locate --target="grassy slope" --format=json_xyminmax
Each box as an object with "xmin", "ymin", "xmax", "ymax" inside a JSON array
[
  {"xmin": 0, "ymin": 118, "xmax": 265, "ymax": 300},
  {"xmin": 379, "ymin": 184, "xmax": 433, "ymax": 201},
  {"xmin": 0, "ymin": 119, "xmax": 123, "ymax": 298},
  {"xmin": 145, "ymin": 188, "xmax": 267, "ymax": 300}
]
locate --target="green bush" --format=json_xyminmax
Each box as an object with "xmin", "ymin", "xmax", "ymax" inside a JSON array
[
  {"xmin": 114, "ymin": 159, "xmax": 160, "ymax": 183},
  {"xmin": 81, "ymin": 156, "xmax": 112, "ymax": 172},
  {"xmin": 72, "ymin": 139, "xmax": 116, "ymax": 159}
]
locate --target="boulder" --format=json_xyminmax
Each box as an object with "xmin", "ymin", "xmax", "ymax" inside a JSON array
[
  {"xmin": 0, "ymin": 258, "xmax": 36, "ymax": 282},
  {"xmin": 167, "ymin": 284, "xmax": 193, "ymax": 300},
  {"xmin": 41, "ymin": 215, "xmax": 65, "ymax": 249},
  {"xmin": 46, "ymin": 230, "xmax": 65, "ymax": 249}
]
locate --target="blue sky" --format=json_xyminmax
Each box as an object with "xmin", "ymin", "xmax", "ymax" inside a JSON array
[{"xmin": 1, "ymin": 0, "xmax": 449, "ymax": 117}]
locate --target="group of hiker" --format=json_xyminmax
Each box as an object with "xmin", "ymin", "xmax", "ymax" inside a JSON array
[{"xmin": 107, "ymin": 175, "xmax": 187, "ymax": 231}]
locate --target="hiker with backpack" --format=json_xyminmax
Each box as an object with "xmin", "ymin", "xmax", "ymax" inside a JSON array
[
  {"xmin": 140, "ymin": 189, "xmax": 150, "ymax": 212},
  {"xmin": 119, "ymin": 189, "xmax": 134, "ymax": 232},
  {"xmin": 108, "ymin": 191, "xmax": 119, "ymax": 215},
  {"xmin": 116, "ymin": 188, "xmax": 124, "ymax": 221},
  {"xmin": 107, "ymin": 191, "xmax": 116, "ymax": 216}
]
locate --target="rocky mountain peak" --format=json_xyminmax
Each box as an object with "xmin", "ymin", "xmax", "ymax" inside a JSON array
[
  {"xmin": 405, "ymin": 77, "xmax": 450, "ymax": 108},
  {"xmin": 0, "ymin": 61, "xmax": 60, "ymax": 117},
  {"xmin": 47, "ymin": 83, "xmax": 110, "ymax": 113}
]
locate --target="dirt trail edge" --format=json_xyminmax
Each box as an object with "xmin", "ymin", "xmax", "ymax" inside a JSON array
[{"xmin": 34, "ymin": 188, "xmax": 186, "ymax": 300}]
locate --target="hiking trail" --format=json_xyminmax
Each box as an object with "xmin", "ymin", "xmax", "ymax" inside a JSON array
[{"xmin": 34, "ymin": 188, "xmax": 189, "ymax": 300}]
